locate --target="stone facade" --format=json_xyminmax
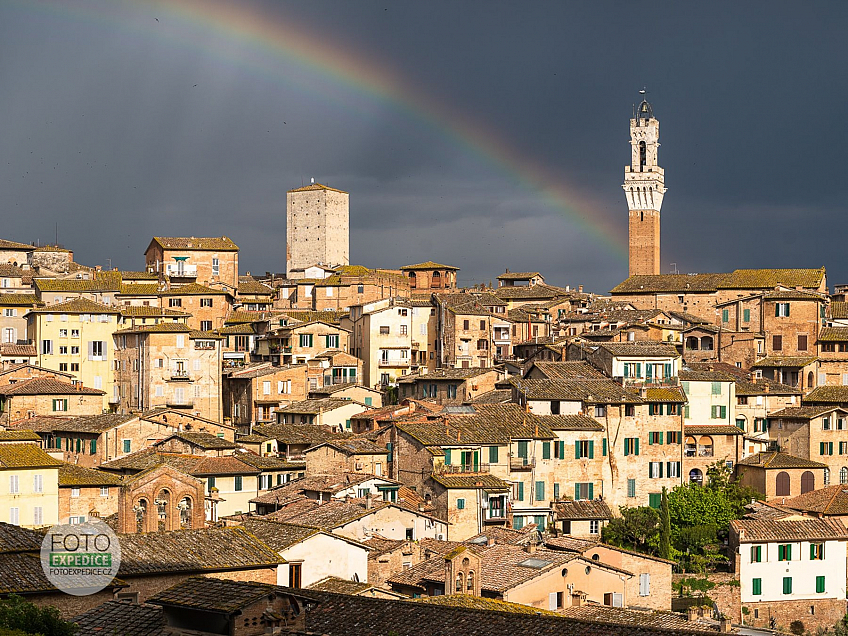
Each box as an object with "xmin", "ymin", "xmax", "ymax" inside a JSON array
[
  {"xmin": 286, "ymin": 183, "xmax": 349, "ymax": 276},
  {"xmin": 117, "ymin": 464, "xmax": 206, "ymax": 533},
  {"xmin": 29, "ymin": 247, "xmax": 73, "ymax": 274},
  {"xmin": 223, "ymin": 363, "xmax": 309, "ymax": 428},
  {"xmin": 741, "ymin": 597, "xmax": 846, "ymax": 633},
  {"xmin": 59, "ymin": 483, "xmax": 119, "ymax": 522},
  {"xmin": 144, "ymin": 237, "xmax": 240, "ymax": 290}
]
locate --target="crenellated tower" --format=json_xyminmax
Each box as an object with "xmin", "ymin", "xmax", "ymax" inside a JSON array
[{"xmin": 623, "ymin": 97, "xmax": 666, "ymax": 276}]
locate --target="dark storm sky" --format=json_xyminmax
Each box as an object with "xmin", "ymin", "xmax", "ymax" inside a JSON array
[{"xmin": 1, "ymin": 1, "xmax": 846, "ymax": 293}]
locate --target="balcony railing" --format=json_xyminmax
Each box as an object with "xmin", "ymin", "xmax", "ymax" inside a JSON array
[
  {"xmin": 165, "ymin": 264, "xmax": 198, "ymax": 278},
  {"xmin": 485, "ymin": 508, "xmax": 507, "ymax": 521},
  {"xmin": 684, "ymin": 445, "xmax": 714, "ymax": 458},
  {"xmin": 509, "ymin": 457, "xmax": 535, "ymax": 471},
  {"xmin": 170, "ymin": 371, "xmax": 192, "ymax": 381},
  {"xmin": 166, "ymin": 399, "xmax": 194, "ymax": 408},
  {"xmin": 435, "ymin": 463, "xmax": 490, "ymax": 475},
  {"xmin": 619, "ymin": 376, "xmax": 679, "ymax": 388}
]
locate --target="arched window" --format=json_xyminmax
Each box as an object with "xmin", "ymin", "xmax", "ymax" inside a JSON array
[
  {"xmin": 135, "ymin": 498, "xmax": 148, "ymax": 534},
  {"xmin": 701, "ymin": 336, "xmax": 714, "ymax": 351},
  {"xmin": 156, "ymin": 489, "xmax": 171, "ymax": 532},
  {"xmin": 467, "ymin": 570, "xmax": 474, "ymax": 592},
  {"xmin": 840, "ymin": 467, "xmax": 848, "ymax": 485},
  {"xmin": 686, "ymin": 337, "xmax": 699, "ymax": 350},
  {"xmin": 801, "ymin": 471, "xmax": 815, "ymax": 494},
  {"xmin": 698, "ymin": 436, "xmax": 714, "ymax": 457},
  {"xmin": 431, "ymin": 271, "xmax": 441, "ymax": 289},
  {"xmin": 776, "ymin": 471, "xmax": 790, "ymax": 496},
  {"xmin": 408, "ymin": 272, "xmax": 417, "ymax": 289},
  {"xmin": 455, "ymin": 573, "xmax": 463, "ymax": 593},
  {"xmin": 639, "ymin": 141, "xmax": 646, "ymax": 170},
  {"xmin": 824, "ymin": 468, "xmax": 831, "ymax": 485},
  {"xmin": 684, "ymin": 436, "xmax": 697, "ymax": 458},
  {"xmin": 179, "ymin": 497, "xmax": 193, "ymax": 529},
  {"xmin": 808, "ymin": 372, "xmax": 814, "ymax": 389},
  {"xmin": 689, "ymin": 468, "xmax": 703, "ymax": 485}
]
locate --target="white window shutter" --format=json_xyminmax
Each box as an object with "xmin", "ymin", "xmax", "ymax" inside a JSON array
[
  {"xmin": 548, "ymin": 592, "xmax": 557, "ymax": 611},
  {"xmin": 194, "ymin": 359, "xmax": 201, "ymax": 371},
  {"xmin": 87, "ymin": 341, "xmax": 94, "ymax": 361}
]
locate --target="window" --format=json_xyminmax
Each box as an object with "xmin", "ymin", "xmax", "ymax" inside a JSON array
[
  {"xmin": 263, "ymin": 381, "xmax": 271, "ymax": 395},
  {"xmin": 288, "ymin": 562, "xmax": 301, "ymax": 588},
  {"xmin": 775, "ymin": 302, "xmax": 790, "ymax": 317},
  {"xmin": 711, "ymin": 405, "xmax": 727, "ymax": 419},
  {"xmin": 711, "ymin": 381, "xmax": 722, "ymax": 395},
  {"xmin": 743, "ymin": 308, "xmax": 751, "ymax": 322},
  {"xmin": 574, "ymin": 482, "xmax": 593, "ymax": 500},
  {"xmin": 776, "ymin": 471, "xmax": 791, "ymax": 495},
  {"xmin": 811, "ymin": 543, "xmax": 824, "ymax": 560},
  {"xmin": 169, "ymin": 298, "xmax": 182, "ymax": 307},
  {"xmin": 589, "ymin": 520, "xmax": 599, "ymax": 534},
  {"xmin": 623, "ymin": 437, "xmax": 640, "ymax": 456},
  {"xmin": 71, "ymin": 487, "xmax": 80, "ymax": 498},
  {"xmin": 33, "ymin": 507, "xmax": 42, "ymax": 526},
  {"xmin": 59, "ymin": 329, "xmax": 68, "ymax": 337},
  {"xmin": 9, "ymin": 475, "xmax": 19, "ymax": 494},
  {"xmin": 783, "ymin": 576, "xmax": 792, "ymax": 595},
  {"xmin": 200, "ymin": 298, "xmax": 213, "ymax": 308},
  {"xmin": 456, "ymin": 498, "xmax": 465, "ymax": 510},
  {"xmin": 71, "ymin": 363, "xmax": 79, "ymax": 372},
  {"xmin": 816, "ymin": 575, "xmax": 826, "ymax": 593},
  {"xmin": 752, "ymin": 578, "xmax": 762, "ymax": 596},
  {"xmin": 649, "ymin": 462, "xmax": 663, "ymax": 478},
  {"xmin": 535, "ymin": 481, "xmax": 545, "ymax": 501},
  {"xmin": 122, "ymin": 439, "xmax": 131, "ymax": 454},
  {"xmin": 33, "ymin": 474, "xmax": 43, "ymax": 493},
  {"xmin": 489, "ymin": 446, "xmax": 498, "ymax": 463},
  {"xmin": 575, "ymin": 440, "xmax": 594, "ymax": 459},
  {"xmin": 623, "ymin": 362, "xmax": 642, "ymax": 378},
  {"xmin": 626, "ymin": 478, "xmax": 636, "ymax": 498},
  {"xmin": 751, "ymin": 545, "xmax": 762, "ymax": 562},
  {"xmin": 9, "ymin": 508, "xmax": 18, "ymax": 526},
  {"xmin": 823, "ymin": 417, "xmax": 831, "ymax": 430},
  {"xmin": 41, "ymin": 339, "xmax": 53, "ymax": 355},
  {"xmin": 819, "ymin": 442, "xmax": 834, "ymax": 456},
  {"xmin": 234, "ymin": 476, "xmax": 243, "ymax": 491},
  {"xmin": 100, "ymin": 487, "xmax": 109, "ymax": 497},
  {"xmin": 798, "ymin": 334, "xmax": 808, "ymax": 351},
  {"xmin": 773, "ymin": 334, "xmax": 783, "ymax": 350},
  {"xmin": 648, "ymin": 432, "xmax": 664, "ymax": 445},
  {"xmin": 200, "ymin": 320, "xmax": 212, "ymax": 331},
  {"xmin": 594, "ymin": 405, "xmax": 606, "ymax": 418},
  {"xmin": 463, "ymin": 320, "xmax": 469, "ymax": 330},
  {"xmin": 777, "ymin": 543, "xmax": 792, "ymax": 561},
  {"xmin": 52, "ymin": 399, "xmax": 68, "ymax": 412},
  {"xmin": 299, "ymin": 334, "xmax": 313, "ymax": 347},
  {"xmin": 721, "ymin": 309, "xmax": 729, "ymax": 323},
  {"xmin": 212, "ymin": 258, "xmax": 219, "ymax": 276},
  {"xmin": 639, "ymin": 573, "xmax": 650, "ymax": 596},
  {"xmin": 542, "ymin": 442, "xmax": 551, "ymax": 459},
  {"xmin": 207, "ymin": 476, "xmax": 216, "ymax": 493},
  {"xmin": 666, "ymin": 431, "xmax": 680, "ymax": 444},
  {"xmin": 666, "ymin": 461, "xmax": 681, "ymax": 478}
]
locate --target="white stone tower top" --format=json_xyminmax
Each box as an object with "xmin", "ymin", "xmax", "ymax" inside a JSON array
[{"xmin": 623, "ymin": 98, "xmax": 666, "ymax": 213}]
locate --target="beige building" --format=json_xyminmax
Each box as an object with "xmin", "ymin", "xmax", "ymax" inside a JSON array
[
  {"xmin": 0, "ymin": 294, "xmax": 41, "ymax": 347},
  {"xmin": 0, "ymin": 443, "xmax": 61, "ymax": 527},
  {"xmin": 0, "ymin": 377, "xmax": 105, "ymax": 424},
  {"xmin": 286, "ymin": 183, "xmax": 349, "ymax": 277},
  {"xmin": 222, "ymin": 362, "xmax": 309, "ymax": 429},
  {"xmin": 144, "ymin": 236, "xmax": 240, "ymax": 290},
  {"xmin": 27, "ymin": 298, "xmax": 121, "ymax": 410},
  {"xmin": 347, "ymin": 298, "xmax": 413, "ymax": 388},
  {"xmin": 114, "ymin": 323, "xmax": 223, "ymax": 422},
  {"xmin": 58, "ymin": 463, "xmax": 122, "ymax": 524}
]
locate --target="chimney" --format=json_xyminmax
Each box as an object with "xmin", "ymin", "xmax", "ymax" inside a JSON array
[
  {"xmin": 365, "ymin": 491, "xmax": 373, "ymax": 510},
  {"xmin": 719, "ymin": 617, "xmax": 732, "ymax": 633},
  {"xmin": 687, "ymin": 606, "xmax": 700, "ymax": 622},
  {"xmin": 578, "ymin": 285, "xmax": 584, "ymax": 293},
  {"xmin": 571, "ymin": 591, "xmax": 584, "ymax": 607},
  {"xmin": 524, "ymin": 542, "xmax": 537, "ymax": 554}
]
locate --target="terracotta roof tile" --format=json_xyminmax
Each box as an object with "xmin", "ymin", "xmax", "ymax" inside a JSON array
[
  {"xmin": 769, "ymin": 405, "xmax": 843, "ymax": 419},
  {"xmin": 0, "ymin": 377, "xmax": 104, "ymax": 396},
  {"xmin": 288, "ymin": 183, "xmax": 347, "ymax": 194},
  {"xmin": 0, "ymin": 344, "xmax": 36, "ymax": 357},
  {"xmin": 738, "ymin": 451, "xmax": 827, "ymax": 469},
  {"xmin": 151, "ymin": 236, "xmax": 238, "ymax": 251},
  {"xmin": 400, "ymin": 261, "xmax": 459, "ymax": 271},
  {"xmin": 751, "ymin": 355, "xmax": 818, "ymax": 368},
  {"xmin": 684, "ymin": 425, "xmax": 744, "ymax": 436},
  {"xmin": 553, "ymin": 500, "xmax": 613, "ymax": 520},
  {"xmin": 831, "ymin": 301, "xmax": 848, "ymax": 320},
  {"xmin": 804, "ymin": 386, "xmax": 848, "ymax": 404},
  {"xmin": 34, "ymin": 279, "xmax": 120, "ymax": 293},
  {"xmin": 0, "ymin": 522, "xmax": 43, "ymax": 553},
  {"xmin": 431, "ymin": 473, "xmax": 512, "ymax": 490},
  {"xmin": 731, "ymin": 517, "xmax": 848, "ymax": 543},
  {"xmin": 778, "ymin": 485, "xmax": 848, "ymax": 516},
  {"xmin": 528, "ymin": 362, "xmax": 607, "ymax": 380},
  {"xmin": 27, "ymin": 297, "xmax": 120, "ymax": 314},
  {"xmin": 73, "ymin": 601, "xmax": 167, "ymax": 636},
  {"xmin": 514, "ymin": 378, "xmax": 642, "ymax": 404},
  {"xmin": 0, "ymin": 443, "xmax": 62, "ymax": 468},
  {"xmin": 0, "ymin": 294, "xmax": 41, "ymax": 307},
  {"xmin": 59, "ymin": 464, "xmax": 123, "ymax": 487}
]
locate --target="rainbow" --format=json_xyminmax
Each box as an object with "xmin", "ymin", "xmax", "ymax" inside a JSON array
[{"xmin": 15, "ymin": 0, "xmax": 628, "ymax": 260}]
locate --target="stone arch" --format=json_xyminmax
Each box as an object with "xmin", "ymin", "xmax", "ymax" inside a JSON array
[
  {"xmin": 801, "ymin": 471, "xmax": 815, "ymax": 494},
  {"xmin": 776, "ymin": 471, "xmax": 790, "ymax": 497},
  {"xmin": 455, "ymin": 572, "xmax": 464, "ymax": 593},
  {"xmin": 700, "ymin": 336, "xmax": 714, "ymax": 351},
  {"xmin": 686, "ymin": 336, "xmax": 699, "ymax": 350},
  {"xmin": 431, "ymin": 270, "xmax": 441, "ymax": 289},
  {"xmin": 179, "ymin": 495, "xmax": 194, "ymax": 529},
  {"xmin": 466, "ymin": 570, "xmax": 475, "ymax": 592},
  {"xmin": 808, "ymin": 372, "xmax": 814, "ymax": 389},
  {"xmin": 134, "ymin": 498, "xmax": 149, "ymax": 533},
  {"xmin": 155, "ymin": 488, "xmax": 172, "ymax": 532},
  {"xmin": 689, "ymin": 468, "xmax": 703, "ymax": 485},
  {"xmin": 408, "ymin": 271, "xmax": 417, "ymax": 289},
  {"xmin": 840, "ymin": 467, "xmax": 847, "ymax": 485}
]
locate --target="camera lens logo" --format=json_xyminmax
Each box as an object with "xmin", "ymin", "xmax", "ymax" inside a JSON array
[{"xmin": 40, "ymin": 519, "xmax": 121, "ymax": 596}]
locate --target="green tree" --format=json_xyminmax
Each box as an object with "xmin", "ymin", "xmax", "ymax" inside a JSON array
[
  {"xmin": 0, "ymin": 595, "xmax": 76, "ymax": 636},
  {"xmin": 659, "ymin": 487, "xmax": 671, "ymax": 560},
  {"xmin": 602, "ymin": 506, "xmax": 660, "ymax": 555}
]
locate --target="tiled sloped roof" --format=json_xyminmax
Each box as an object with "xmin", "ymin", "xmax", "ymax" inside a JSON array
[
  {"xmin": 557, "ymin": 606, "xmax": 714, "ymax": 633},
  {"xmin": 0, "ymin": 444, "xmax": 63, "ymax": 468},
  {"xmin": 396, "ymin": 368, "xmax": 495, "ymax": 383},
  {"xmin": 735, "ymin": 378, "xmax": 800, "ymax": 396},
  {"xmin": 0, "ymin": 522, "xmax": 43, "ymax": 553},
  {"xmin": 253, "ymin": 423, "xmax": 352, "ymax": 445},
  {"xmin": 743, "ymin": 500, "xmax": 794, "ymax": 520},
  {"xmin": 738, "ymin": 451, "xmax": 827, "ymax": 469},
  {"xmin": 469, "ymin": 389, "xmax": 512, "ymax": 404},
  {"xmin": 819, "ymin": 327, "xmax": 848, "ymax": 342},
  {"xmin": 310, "ymin": 438, "xmax": 388, "ymax": 455},
  {"xmin": 0, "ymin": 377, "xmax": 104, "ymax": 396},
  {"xmin": 0, "ymin": 430, "xmax": 41, "ymax": 442},
  {"xmin": 0, "ymin": 294, "xmax": 41, "ymax": 306},
  {"xmin": 431, "ymin": 473, "xmax": 512, "ymax": 490},
  {"xmin": 831, "ymin": 301, "xmax": 848, "ymax": 319},
  {"xmin": 27, "ymin": 297, "xmax": 120, "ymax": 314},
  {"xmin": 243, "ymin": 519, "xmax": 320, "ymax": 551},
  {"xmin": 597, "ymin": 342, "xmax": 680, "ymax": 357},
  {"xmin": 238, "ymin": 279, "xmax": 274, "ymax": 295},
  {"xmin": 493, "ymin": 285, "xmax": 559, "ymax": 300},
  {"xmin": 779, "ymin": 485, "xmax": 848, "ymax": 516},
  {"xmin": 33, "ymin": 413, "xmax": 137, "ymax": 433},
  {"xmin": 804, "ymin": 386, "xmax": 848, "ymax": 403},
  {"xmin": 762, "ymin": 289, "xmax": 826, "ymax": 301},
  {"xmin": 276, "ymin": 398, "xmax": 368, "ymax": 414},
  {"xmin": 731, "ymin": 517, "xmax": 848, "ymax": 543},
  {"xmin": 120, "ymin": 270, "xmax": 158, "ymax": 280},
  {"xmin": 542, "ymin": 415, "xmax": 604, "ymax": 431},
  {"xmin": 307, "ymin": 576, "xmax": 383, "ymax": 595},
  {"xmin": 119, "ymin": 306, "xmax": 190, "ymax": 317},
  {"xmin": 119, "ymin": 527, "xmax": 281, "ymax": 576},
  {"xmin": 0, "ymin": 265, "xmax": 24, "ymax": 278},
  {"xmin": 684, "ymin": 425, "xmax": 744, "ymax": 436},
  {"xmin": 73, "ymin": 601, "xmax": 167, "ymax": 636},
  {"xmin": 231, "ymin": 449, "xmax": 304, "ymax": 471},
  {"xmin": 151, "ymin": 236, "xmax": 238, "ymax": 251},
  {"xmin": 610, "ymin": 268, "xmax": 826, "ymax": 295},
  {"xmin": 225, "ymin": 363, "xmax": 305, "ymax": 379},
  {"xmin": 399, "ymin": 261, "xmax": 459, "ymax": 271},
  {"xmin": 278, "ymin": 309, "xmax": 349, "ymax": 324},
  {"xmin": 529, "ymin": 361, "xmax": 607, "ymax": 380},
  {"xmin": 497, "ymin": 271, "xmax": 542, "ymax": 280},
  {"xmin": 644, "ymin": 387, "xmax": 687, "ymax": 403},
  {"xmin": 553, "ymin": 500, "xmax": 613, "ymax": 520},
  {"xmin": 415, "ymin": 594, "xmax": 559, "ymax": 616},
  {"xmin": 288, "ymin": 183, "xmax": 347, "ymax": 194},
  {"xmin": 514, "ymin": 378, "xmax": 642, "ymax": 404},
  {"xmin": 147, "ymin": 576, "xmax": 279, "ymax": 613},
  {"xmin": 728, "ymin": 268, "xmax": 826, "ymax": 289},
  {"xmin": 0, "ymin": 239, "xmax": 33, "ymax": 250},
  {"xmin": 0, "ymin": 552, "xmax": 61, "ymax": 593},
  {"xmin": 159, "ymin": 283, "xmax": 228, "ymax": 296},
  {"xmin": 114, "ymin": 322, "xmax": 193, "ymax": 335},
  {"xmin": 0, "ymin": 344, "xmax": 36, "ymax": 357},
  {"xmin": 679, "ymin": 368, "xmax": 738, "ymax": 382},
  {"xmin": 156, "ymin": 431, "xmax": 238, "ymax": 450},
  {"xmin": 751, "ymin": 355, "xmax": 818, "ymax": 368},
  {"xmin": 34, "ymin": 279, "xmax": 120, "ymax": 293},
  {"xmin": 769, "ymin": 406, "xmax": 841, "ymax": 419},
  {"xmin": 335, "ymin": 265, "xmax": 374, "ymax": 277},
  {"xmin": 59, "ymin": 464, "xmax": 123, "ymax": 487},
  {"xmin": 395, "ymin": 406, "xmax": 556, "ymax": 446},
  {"xmin": 191, "ymin": 456, "xmax": 260, "ymax": 476}
]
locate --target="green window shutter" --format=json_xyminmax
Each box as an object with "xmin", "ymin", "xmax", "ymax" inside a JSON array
[
  {"xmin": 535, "ymin": 481, "xmax": 545, "ymax": 501},
  {"xmin": 489, "ymin": 446, "xmax": 498, "ymax": 464},
  {"xmin": 721, "ymin": 406, "xmax": 727, "ymax": 419},
  {"xmin": 659, "ymin": 431, "xmax": 664, "ymax": 444},
  {"xmin": 64, "ymin": 399, "xmax": 69, "ymax": 411},
  {"xmin": 624, "ymin": 439, "xmax": 629, "ymax": 457},
  {"xmin": 575, "ymin": 483, "xmax": 580, "ymax": 500},
  {"xmin": 553, "ymin": 483, "xmax": 560, "ymax": 500},
  {"xmin": 235, "ymin": 475, "xmax": 243, "ymax": 491},
  {"xmin": 588, "ymin": 440, "xmax": 594, "ymax": 459},
  {"xmin": 635, "ymin": 363, "xmax": 641, "ymax": 377},
  {"xmin": 752, "ymin": 578, "xmax": 762, "ymax": 595},
  {"xmin": 602, "ymin": 438, "xmax": 607, "ymax": 456},
  {"xmin": 659, "ymin": 462, "xmax": 664, "ymax": 478},
  {"xmin": 588, "ymin": 483, "xmax": 594, "ymax": 500},
  {"xmin": 444, "ymin": 449, "xmax": 452, "ymax": 465},
  {"xmin": 810, "ymin": 543, "xmax": 816, "ymax": 560},
  {"xmin": 473, "ymin": 451, "xmax": 479, "ymax": 472},
  {"xmin": 817, "ymin": 575, "xmax": 825, "ymax": 593},
  {"xmin": 634, "ymin": 438, "xmax": 640, "ymax": 456},
  {"xmin": 90, "ymin": 439, "xmax": 97, "ymax": 454},
  {"xmin": 456, "ymin": 498, "xmax": 465, "ymax": 510},
  {"xmin": 575, "ymin": 441, "xmax": 581, "ymax": 459},
  {"xmin": 787, "ymin": 544, "xmax": 792, "ymax": 560},
  {"xmin": 786, "ymin": 304, "xmax": 790, "ymax": 317},
  {"xmin": 830, "ymin": 442, "xmax": 834, "ymax": 455},
  {"xmin": 684, "ymin": 405, "xmax": 690, "ymax": 418},
  {"xmin": 664, "ymin": 364, "xmax": 672, "ymax": 379},
  {"xmin": 711, "ymin": 382, "xmax": 720, "ymax": 395},
  {"xmin": 722, "ymin": 309, "xmax": 729, "ymax": 322},
  {"xmin": 364, "ymin": 397, "xmax": 372, "ymax": 406},
  {"xmin": 778, "ymin": 544, "xmax": 785, "ymax": 560},
  {"xmin": 648, "ymin": 493, "xmax": 661, "ymax": 509},
  {"xmin": 517, "ymin": 482, "xmax": 524, "ymax": 501},
  {"xmin": 514, "ymin": 515, "xmax": 524, "ymax": 530},
  {"xmin": 743, "ymin": 308, "xmax": 751, "ymax": 322},
  {"xmin": 775, "ymin": 304, "xmax": 780, "ymax": 317},
  {"xmin": 518, "ymin": 441, "xmax": 529, "ymax": 458},
  {"xmin": 627, "ymin": 478, "xmax": 636, "ymax": 498},
  {"xmin": 648, "ymin": 433, "xmax": 654, "ymax": 446},
  {"xmin": 559, "ymin": 441, "xmax": 565, "ymax": 458},
  {"xmin": 542, "ymin": 442, "xmax": 551, "ymax": 460},
  {"xmin": 783, "ymin": 577, "xmax": 792, "ymax": 595}
]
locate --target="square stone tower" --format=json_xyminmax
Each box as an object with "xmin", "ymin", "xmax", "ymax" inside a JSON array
[
  {"xmin": 623, "ymin": 98, "xmax": 666, "ymax": 276},
  {"xmin": 286, "ymin": 182, "xmax": 350, "ymax": 277}
]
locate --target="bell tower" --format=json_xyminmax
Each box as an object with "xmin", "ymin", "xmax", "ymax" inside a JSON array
[{"xmin": 623, "ymin": 95, "xmax": 665, "ymax": 276}]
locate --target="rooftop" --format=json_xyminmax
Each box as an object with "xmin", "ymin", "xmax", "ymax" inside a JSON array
[
  {"xmin": 149, "ymin": 236, "xmax": 239, "ymax": 251},
  {"xmin": 738, "ymin": 451, "xmax": 827, "ymax": 469},
  {"xmin": 731, "ymin": 517, "xmax": 848, "ymax": 543}
]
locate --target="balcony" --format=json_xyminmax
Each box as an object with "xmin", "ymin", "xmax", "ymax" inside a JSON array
[
  {"xmin": 485, "ymin": 508, "xmax": 508, "ymax": 522},
  {"xmin": 378, "ymin": 360, "xmax": 409, "ymax": 368},
  {"xmin": 165, "ymin": 263, "xmax": 197, "ymax": 278},
  {"xmin": 169, "ymin": 371, "xmax": 192, "ymax": 381},
  {"xmin": 166, "ymin": 399, "xmax": 194, "ymax": 408},
  {"xmin": 509, "ymin": 457, "xmax": 535, "ymax": 471},
  {"xmin": 435, "ymin": 463, "xmax": 490, "ymax": 475},
  {"xmin": 620, "ymin": 376, "xmax": 679, "ymax": 388}
]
